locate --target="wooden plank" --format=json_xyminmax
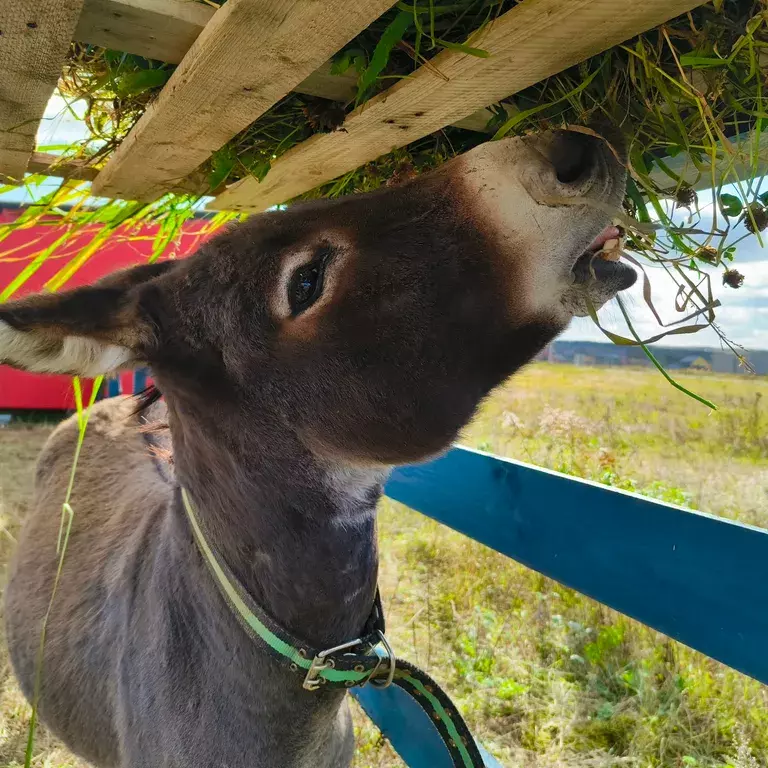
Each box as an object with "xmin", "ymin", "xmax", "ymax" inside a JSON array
[
  {"xmin": 452, "ymin": 101, "xmax": 517, "ymax": 132},
  {"xmin": 90, "ymin": 0, "xmax": 400, "ymax": 202},
  {"xmin": 27, "ymin": 151, "xmax": 100, "ymax": 181},
  {"xmin": 73, "ymin": 0, "xmax": 507, "ymax": 135},
  {"xmin": 293, "ymin": 60, "xmax": 357, "ymax": 103},
  {"xmin": 211, "ymin": 0, "xmax": 704, "ymax": 212},
  {"xmin": 450, "ymin": 107, "xmax": 498, "ymax": 133},
  {"xmin": 0, "ymin": 0, "xmax": 86, "ymax": 182},
  {"xmin": 25, "ymin": 150, "xmax": 220, "ymax": 195},
  {"xmin": 74, "ymin": 0, "xmax": 215, "ymax": 65},
  {"xmin": 385, "ymin": 446, "xmax": 768, "ymax": 687},
  {"xmin": 648, "ymin": 130, "xmax": 768, "ymax": 192},
  {"xmin": 74, "ymin": 0, "xmax": 360, "ymax": 102},
  {"xmin": 23, "ymin": 102, "xmax": 510, "ymax": 187}
]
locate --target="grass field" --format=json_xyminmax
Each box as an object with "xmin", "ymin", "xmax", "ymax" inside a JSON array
[{"xmin": 0, "ymin": 363, "xmax": 766, "ymax": 768}]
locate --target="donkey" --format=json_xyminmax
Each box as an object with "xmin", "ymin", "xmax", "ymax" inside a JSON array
[{"xmin": 0, "ymin": 130, "xmax": 634, "ymax": 768}]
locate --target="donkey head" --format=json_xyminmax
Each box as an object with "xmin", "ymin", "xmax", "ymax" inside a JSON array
[{"xmin": 0, "ymin": 131, "xmax": 634, "ymax": 465}]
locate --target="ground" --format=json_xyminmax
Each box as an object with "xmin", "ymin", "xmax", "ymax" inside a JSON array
[{"xmin": 0, "ymin": 364, "xmax": 766, "ymax": 768}]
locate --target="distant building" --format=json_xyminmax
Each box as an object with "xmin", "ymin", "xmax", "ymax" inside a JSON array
[
  {"xmin": 678, "ymin": 355, "xmax": 711, "ymax": 371},
  {"xmin": 537, "ymin": 340, "xmax": 767, "ymax": 375}
]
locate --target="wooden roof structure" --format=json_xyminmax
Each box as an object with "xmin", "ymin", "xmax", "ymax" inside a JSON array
[{"xmin": 1, "ymin": 0, "xmax": 707, "ymax": 212}]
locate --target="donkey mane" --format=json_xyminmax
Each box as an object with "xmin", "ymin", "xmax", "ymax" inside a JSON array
[{"xmin": 133, "ymin": 383, "xmax": 164, "ymax": 414}]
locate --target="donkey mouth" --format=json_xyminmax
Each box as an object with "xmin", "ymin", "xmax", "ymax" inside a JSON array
[{"xmin": 570, "ymin": 224, "xmax": 637, "ymax": 291}]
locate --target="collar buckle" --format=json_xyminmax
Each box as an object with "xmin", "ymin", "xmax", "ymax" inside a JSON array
[
  {"xmin": 302, "ymin": 630, "xmax": 397, "ymax": 691},
  {"xmin": 303, "ymin": 636, "xmax": 363, "ymax": 691}
]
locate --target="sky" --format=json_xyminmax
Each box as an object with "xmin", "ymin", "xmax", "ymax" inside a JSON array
[
  {"xmin": 3, "ymin": 95, "xmax": 768, "ymax": 351},
  {"xmin": 568, "ymin": 202, "xmax": 768, "ymax": 352}
]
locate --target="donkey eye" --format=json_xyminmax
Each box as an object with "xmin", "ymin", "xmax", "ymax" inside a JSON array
[{"xmin": 288, "ymin": 249, "xmax": 332, "ymax": 315}]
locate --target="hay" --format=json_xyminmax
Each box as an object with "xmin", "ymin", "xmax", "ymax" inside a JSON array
[{"xmin": 2, "ymin": 0, "xmax": 766, "ymax": 391}]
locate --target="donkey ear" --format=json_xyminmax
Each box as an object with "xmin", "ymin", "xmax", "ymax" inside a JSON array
[{"xmin": 0, "ymin": 261, "xmax": 176, "ymax": 377}]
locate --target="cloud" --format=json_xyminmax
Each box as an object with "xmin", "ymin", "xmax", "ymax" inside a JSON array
[
  {"xmin": 566, "ymin": 181, "xmax": 768, "ymax": 350},
  {"xmin": 564, "ymin": 258, "xmax": 768, "ymax": 350}
]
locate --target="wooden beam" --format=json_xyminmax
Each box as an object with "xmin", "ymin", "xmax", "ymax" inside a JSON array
[
  {"xmin": 27, "ymin": 151, "xmax": 100, "ymax": 181},
  {"xmin": 452, "ymin": 102, "xmax": 517, "ymax": 133},
  {"xmin": 0, "ymin": 0, "xmax": 86, "ymax": 182},
  {"xmin": 90, "ymin": 0, "xmax": 400, "ymax": 201},
  {"xmin": 293, "ymin": 61, "xmax": 357, "ymax": 103},
  {"xmin": 74, "ymin": 0, "xmax": 214, "ymax": 66},
  {"xmin": 20, "ymin": 106, "xmax": 508, "ymax": 187},
  {"xmin": 74, "ymin": 0, "xmax": 361, "ymax": 101},
  {"xmin": 211, "ymin": 0, "xmax": 705, "ymax": 212},
  {"xmin": 25, "ymin": 150, "xmax": 219, "ymax": 195},
  {"xmin": 73, "ymin": 0, "xmax": 504, "ymax": 135},
  {"xmin": 648, "ymin": 130, "xmax": 768, "ymax": 193}
]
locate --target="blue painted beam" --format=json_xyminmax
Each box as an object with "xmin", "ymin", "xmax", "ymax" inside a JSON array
[{"xmin": 384, "ymin": 446, "xmax": 768, "ymax": 687}]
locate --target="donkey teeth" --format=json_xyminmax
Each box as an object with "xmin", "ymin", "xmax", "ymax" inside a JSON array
[{"xmin": 597, "ymin": 238, "xmax": 622, "ymax": 262}]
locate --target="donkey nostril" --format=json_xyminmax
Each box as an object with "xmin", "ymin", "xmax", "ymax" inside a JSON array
[{"xmin": 549, "ymin": 130, "xmax": 599, "ymax": 185}]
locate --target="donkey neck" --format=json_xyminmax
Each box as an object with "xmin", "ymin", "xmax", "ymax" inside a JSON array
[{"xmin": 164, "ymin": 398, "xmax": 384, "ymax": 649}]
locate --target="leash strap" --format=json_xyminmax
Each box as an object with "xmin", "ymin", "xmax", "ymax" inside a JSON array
[{"xmin": 181, "ymin": 488, "xmax": 486, "ymax": 768}]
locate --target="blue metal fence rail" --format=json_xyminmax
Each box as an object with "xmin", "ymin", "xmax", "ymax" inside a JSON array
[
  {"xmin": 100, "ymin": 384, "xmax": 767, "ymax": 767},
  {"xmin": 354, "ymin": 445, "xmax": 768, "ymax": 768},
  {"xmin": 384, "ymin": 446, "xmax": 768, "ymax": 685}
]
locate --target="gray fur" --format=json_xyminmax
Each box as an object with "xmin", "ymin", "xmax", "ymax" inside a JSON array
[{"xmin": 2, "ymin": 131, "xmax": 632, "ymax": 767}]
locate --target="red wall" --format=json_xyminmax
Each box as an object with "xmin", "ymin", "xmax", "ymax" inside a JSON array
[{"xmin": 0, "ymin": 208, "xmax": 215, "ymax": 410}]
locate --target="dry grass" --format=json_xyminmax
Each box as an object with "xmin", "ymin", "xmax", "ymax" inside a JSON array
[
  {"xmin": 0, "ymin": 364, "xmax": 766, "ymax": 767},
  {"xmin": 0, "ymin": 426, "xmax": 84, "ymax": 768}
]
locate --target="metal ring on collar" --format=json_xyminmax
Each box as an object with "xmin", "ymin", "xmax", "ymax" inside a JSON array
[{"xmin": 370, "ymin": 630, "xmax": 396, "ymax": 689}]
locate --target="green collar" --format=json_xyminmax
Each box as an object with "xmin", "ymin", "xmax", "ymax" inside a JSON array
[
  {"xmin": 181, "ymin": 487, "xmax": 484, "ymax": 767},
  {"xmin": 181, "ymin": 487, "xmax": 391, "ymax": 689}
]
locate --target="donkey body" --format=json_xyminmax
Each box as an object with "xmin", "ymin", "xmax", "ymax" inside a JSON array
[
  {"xmin": 9, "ymin": 396, "xmax": 367, "ymax": 768},
  {"xmin": 1, "ymin": 132, "xmax": 634, "ymax": 767}
]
